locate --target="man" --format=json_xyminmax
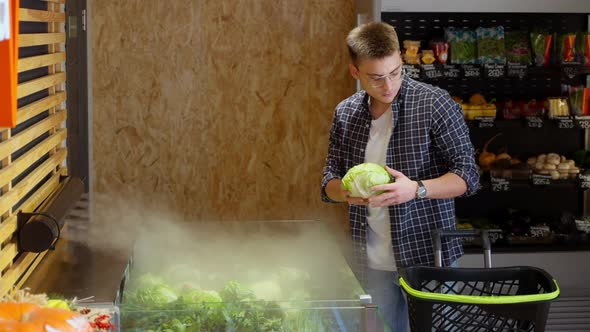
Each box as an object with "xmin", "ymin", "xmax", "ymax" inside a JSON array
[{"xmin": 321, "ymin": 22, "xmax": 479, "ymax": 331}]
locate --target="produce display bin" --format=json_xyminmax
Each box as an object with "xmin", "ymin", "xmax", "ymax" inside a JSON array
[{"xmin": 117, "ymin": 220, "xmax": 386, "ymax": 332}]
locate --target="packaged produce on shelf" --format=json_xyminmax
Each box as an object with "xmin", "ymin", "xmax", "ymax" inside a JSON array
[
  {"xmin": 568, "ymin": 86, "xmax": 590, "ymax": 116},
  {"xmin": 527, "ymin": 153, "xmax": 579, "ymax": 180},
  {"xmin": 403, "ymin": 40, "xmax": 421, "ymax": 64},
  {"xmin": 403, "ymin": 53, "xmax": 421, "ymax": 65},
  {"xmin": 444, "ymin": 27, "xmax": 477, "ymax": 64},
  {"xmin": 403, "ymin": 40, "xmax": 420, "ymax": 56},
  {"xmin": 505, "ymin": 31, "xmax": 532, "ymax": 64},
  {"xmin": 431, "ymin": 41, "xmax": 449, "ymax": 64},
  {"xmin": 583, "ymin": 33, "xmax": 590, "ymax": 66},
  {"xmin": 476, "ymin": 26, "xmax": 507, "ymax": 64},
  {"xmin": 574, "ymin": 32, "xmax": 590, "ymax": 65},
  {"xmin": 459, "ymin": 93, "xmax": 497, "ymax": 120},
  {"xmin": 547, "ymin": 97, "xmax": 570, "ymax": 118},
  {"xmin": 421, "ymin": 50, "xmax": 436, "ymax": 64},
  {"xmin": 531, "ymin": 32, "xmax": 553, "ymax": 67},
  {"xmin": 556, "ymin": 33, "xmax": 577, "ymax": 64}
]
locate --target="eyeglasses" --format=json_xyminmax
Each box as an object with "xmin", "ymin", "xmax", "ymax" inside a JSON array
[{"xmin": 363, "ymin": 68, "xmax": 404, "ymax": 88}]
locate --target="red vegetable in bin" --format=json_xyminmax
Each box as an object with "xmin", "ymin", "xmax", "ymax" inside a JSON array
[
  {"xmin": 523, "ymin": 99, "xmax": 548, "ymax": 118},
  {"xmin": 502, "ymin": 99, "xmax": 547, "ymax": 119}
]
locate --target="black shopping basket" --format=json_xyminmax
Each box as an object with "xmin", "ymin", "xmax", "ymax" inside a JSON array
[{"xmin": 399, "ymin": 229, "xmax": 560, "ymax": 332}]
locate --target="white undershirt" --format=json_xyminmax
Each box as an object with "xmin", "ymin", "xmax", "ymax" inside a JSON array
[{"xmin": 365, "ymin": 105, "xmax": 396, "ymax": 271}]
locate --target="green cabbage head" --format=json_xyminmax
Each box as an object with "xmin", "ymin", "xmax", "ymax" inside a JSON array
[{"xmin": 341, "ymin": 163, "xmax": 391, "ymax": 198}]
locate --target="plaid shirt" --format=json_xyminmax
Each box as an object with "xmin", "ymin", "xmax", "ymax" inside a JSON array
[{"xmin": 321, "ymin": 76, "xmax": 479, "ymax": 285}]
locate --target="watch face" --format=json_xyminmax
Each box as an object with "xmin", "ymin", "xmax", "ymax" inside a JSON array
[{"xmin": 418, "ymin": 185, "xmax": 427, "ymax": 198}]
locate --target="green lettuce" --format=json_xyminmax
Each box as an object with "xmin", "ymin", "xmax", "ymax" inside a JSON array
[{"xmin": 341, "ymin": 163, "xmax": 392, "ymax": 198}]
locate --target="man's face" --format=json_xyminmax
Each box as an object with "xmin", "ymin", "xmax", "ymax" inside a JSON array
[{"xmin": 349, "ymin": 52, "xmax": 403, "ymax": 105}]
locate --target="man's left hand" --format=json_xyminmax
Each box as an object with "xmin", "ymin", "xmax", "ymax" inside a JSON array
[{"xmin": 368, "ymin": 166, "xmax": 418, "ymax": 207}]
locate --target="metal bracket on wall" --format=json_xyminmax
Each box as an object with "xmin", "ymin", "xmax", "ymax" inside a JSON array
[{"xmin": 67, "ymin": 15, "xmax": 77, "ymax": 38}]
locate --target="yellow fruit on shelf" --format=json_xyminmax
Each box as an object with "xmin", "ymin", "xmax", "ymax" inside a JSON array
[{"xmin": 469, "ymin": 93, "xmax": 487, "ymax": 105}]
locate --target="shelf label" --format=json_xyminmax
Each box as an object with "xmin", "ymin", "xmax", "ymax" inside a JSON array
[
  {"xmin": 562, "ymin": 65, "xmax": 581, "ymax": 79},
  {"xmin": 506, "ymin": 63, "xmax": 528, "ymax": 79},
  {"xmin": 442, "ymin": 64, "xmax": 460, "ymax": 79},
  {"xmin": 462, "ymin": 64, "xmax": 481, "ymax": 78},
  {"xmin": 491, "ymin": 176, "xmax": 510, "ymax": 191},
  {"xmin": 531, "ymin": 174, "xmax": 551, "ymax": 186},
  {"xmin": 421, "ymin": 64, "xmax": 443, "ymax": 80},
  {"xmin": 579, "ymin": 174, "xmax": 590, "ymax": 189},
  {"xmin": 525, "ymin": 116, "xmax": 543, "ymax": 128},
  {"xmin": 474, "ymin": 116, "xmax": 494, "ymax": 128},
  {"xmin": 530, "ymin": 226, "xmax": 551, "ymax": 238},
  {"xmin": 403, "ymin": 65, "xmax": 420, "ymax": 80},
  {"xmin": 575, "ymin": 117, "xmax": 590, "ymax": 129},
  {"xmin": 484, "ymin": 64, "xmax": 506, "ymax": 79},
  {"xmin": 555, "ymin": 116, "xmax": 574, "ymax": 129}
]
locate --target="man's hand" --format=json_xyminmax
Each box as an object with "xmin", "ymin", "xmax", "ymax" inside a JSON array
[
  {"xmin": 368, "ymin": 166, "xmax": 418, "ymax": 207},
  {"xmin": 326, "ymin": 178, "xmax": 369, "ymax": 205},
  {"xmin": 343, "ymin": 191, "xmax": 369, "ymax": 206}
]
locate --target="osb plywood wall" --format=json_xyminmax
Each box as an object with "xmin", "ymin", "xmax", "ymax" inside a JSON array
[{"xmin": 91, "ymin": 1, "xmax": 355, "ymax": 222}]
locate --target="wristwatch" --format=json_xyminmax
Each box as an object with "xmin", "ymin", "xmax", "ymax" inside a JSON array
[{"xmin": 416, "ymin": 180, "xmax": 427, "ymax": 199}]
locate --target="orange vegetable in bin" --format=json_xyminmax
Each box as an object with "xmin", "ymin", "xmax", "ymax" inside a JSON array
[
  {"xmin": 0, "ymin": 303, "xmax": 92, "ymax": 332},
  {"xmin": 478, "ymin": 133, "xmax": 502, "ymax": 170}
]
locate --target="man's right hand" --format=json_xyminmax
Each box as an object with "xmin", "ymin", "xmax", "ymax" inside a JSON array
[
  {"xmin": 326, "ymin": 179, "xmax": 369, "ymax": 205},
  {"xmin": 343, "ymin": 191, "xmax": 369, "ymax": 205}
]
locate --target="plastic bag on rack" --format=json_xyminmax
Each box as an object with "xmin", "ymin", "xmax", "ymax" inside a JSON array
[
  {"xmin": 476, "ymin": 26, "xmax": 507, "ymax": 64},
  {"xmin": 444, "ymin": 27, "xmax": 477, "ymax": 64}
]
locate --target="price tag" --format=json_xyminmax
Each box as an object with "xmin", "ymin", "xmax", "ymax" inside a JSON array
[
  {"xmin": 403, "ymin": 65, "xmax": 420, "ymax": 80},
  {"xmin": 491, "ymin": 176, "xmax": 510, "ymax": 191},
  {"xmin": 531, "ymin": 174, "xmax": 551, "ymax": 186},
  {"xmin": 525, "ymin": 117, "xmax": 543, "ymax": 129},
  {"xmin": 462, "ymin": 64, "xmax": 481, "ymax": 78},
  {"xmin": 421, "ymin": 64, "xmax": 443, "ymax": 80},
  {"xmin": 507, "ymin": 63, "xmax": 528, "ymax": 79},
  {"xmin": 575, "ymin": 117, "xmax": 590, "ymax": 129},
  {"xmin": 555, "ymin": 116, "xmax": 574, "ymax": 129},
  {"xmin": 474, "ymin": 116, "xmax": 494, "ymax": 128},
  {"xmin": 579, "ymin": 174, "xmax": 590, "ymax": 189},
  {"xmin": 488, "ymin": 231, "xmax": 502, "ymax": 243},
  {"xmin": 562, "ymin": 65, "xmax": 580, "ymax": 79},
  {"xmin": 484, "ymin": 64, "xmax": 506, "ymax": 79},
  {"xmin": 442, "ymin": 64, "xmax": 460, "ymax": 79}
]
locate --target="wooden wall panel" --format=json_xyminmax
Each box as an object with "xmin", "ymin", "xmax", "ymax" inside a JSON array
[
  {"xmin": 92, "ymin": 0, "xmax": 354, "ymax": 224},
  {"xmin": 0, "ymin": 0, "xmax": 66, "ymax": 295}
]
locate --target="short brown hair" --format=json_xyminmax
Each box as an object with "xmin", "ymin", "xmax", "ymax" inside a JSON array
[{"xmin": 346, "ymin": 22, "xmax": 400, "ymax": 64}]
